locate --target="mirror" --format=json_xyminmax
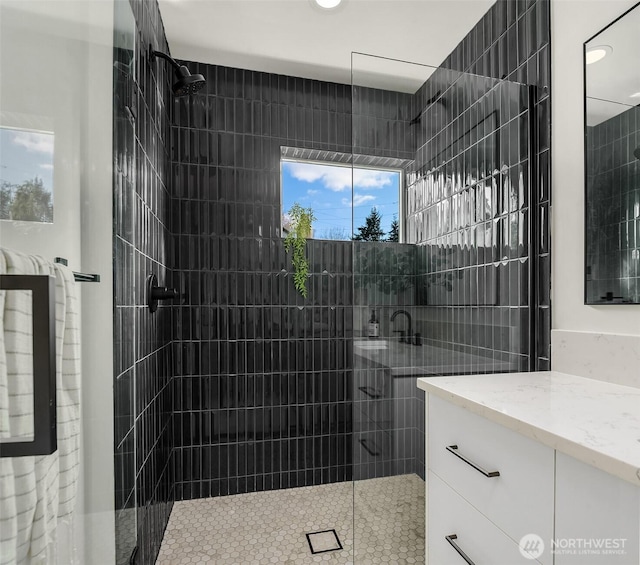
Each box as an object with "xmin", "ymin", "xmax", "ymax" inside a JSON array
[{"xmin": 584, "ymin": 3, "xmax": 640, "ymax": 304}]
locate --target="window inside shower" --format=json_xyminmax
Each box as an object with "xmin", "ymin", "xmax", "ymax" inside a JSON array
[{"xmin": 280, "ymin": 157, "xmax": 402, "ymax": 241}]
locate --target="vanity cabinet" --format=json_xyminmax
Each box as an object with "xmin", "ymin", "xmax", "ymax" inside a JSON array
[
  {"xmin": 424, "ymin": 381, "xmax": 640, "ymax": 565},
  {"xmin": 353, "ymin": 344, "xmax": 420, "ymax": 477},
  {"xmin": 428, "ymin": 394, "xmax": 554, "ymax": 565}
]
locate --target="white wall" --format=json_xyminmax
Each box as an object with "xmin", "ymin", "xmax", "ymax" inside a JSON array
[
  {"xmin": 0, "ymin": 1, "xmax": 115, "ymax": 563},
  {"xmin": 551, "ymin": 0, "xmax": 640, "ymax": 337}
]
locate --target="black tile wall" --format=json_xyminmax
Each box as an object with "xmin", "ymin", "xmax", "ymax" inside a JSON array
[
  {"xmin": 169, "ymin": 65, "xmax": 402, "ymax": 499},
  {"xmin": 438, "ymin": 0, "xmax": 551, "ymax": 370},
  {"xmin": 113, "ymin": 0, "xmax": 174, "ymax": 563},
  {"xmin": 586, "ymin": 105, "xmax": 640, "ymax": 304},
  {"xmin": 352, "ymin": 85, "xmax": 414, "ymax": 160},
  {"xmin": 408, "ymin": 75, "xmax": 532, "ymax": 367}
]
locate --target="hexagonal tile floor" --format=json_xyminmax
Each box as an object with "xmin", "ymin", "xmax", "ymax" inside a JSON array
[{"xmin": 157, "ymin": 473, "xmax": 425, "ymax": 564}]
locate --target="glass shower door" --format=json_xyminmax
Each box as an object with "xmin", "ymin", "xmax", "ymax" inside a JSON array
[
  {"xmin": 0, "ymin": 1, "xmax": 116, "ymax": 563},
  {"xmin": 351, "ymin": 52, "xmax": 534, "ymax": 563}
]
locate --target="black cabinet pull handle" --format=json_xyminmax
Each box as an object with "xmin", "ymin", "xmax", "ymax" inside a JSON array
[
  {"xmin": 445, "ymin": 534, "xmax": 476, "ymax": 565},
  {"xmin": 358, "ymin": 386, "xmax": 383, "ymax": 399},
  {"xmin": 359, "ymin": 438, "xmax": 380, "ymax": 456},
  {"xmin": 446, "ymin": 445, "xmax": 500, "ymax": 478}
]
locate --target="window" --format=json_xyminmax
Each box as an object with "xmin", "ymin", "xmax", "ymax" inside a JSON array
[
  {"xmin": 281, "ymin": 158, "xmax": 402, "ymax": 241},
  {"xmin": 0, "ymin": 126, "xmax": 54, "ymax": 223}
]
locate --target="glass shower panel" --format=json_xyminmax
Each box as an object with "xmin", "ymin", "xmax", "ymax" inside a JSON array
[
  {"xmin": 351, "ymin": 53, "xmax": 532, "ymax": 563},
  {"xmin": 0, "ymin": 1, "xmax": 116, "ymax": 563},
  {"xmin": 113, "ymin": 2, "xmax": 137, "ymax": 563}
]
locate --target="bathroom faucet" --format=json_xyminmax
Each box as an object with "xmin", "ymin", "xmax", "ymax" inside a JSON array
[{"xmin": 390, "ymin": 310, "xmax": 412, "ymax": 344}]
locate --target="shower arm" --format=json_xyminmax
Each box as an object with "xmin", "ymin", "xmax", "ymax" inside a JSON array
[{"xmin": 149, "ymin": 46, "xmax": 182, "ymax": 72}]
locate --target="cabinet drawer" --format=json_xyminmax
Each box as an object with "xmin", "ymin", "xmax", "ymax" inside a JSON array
[
  {"xmin": 428, "ymin": 471, "xmax": 543, "ymax": 565},
  {"xmin": 428, "ymin": 394, "xmax": 554, "ymax": 557}
]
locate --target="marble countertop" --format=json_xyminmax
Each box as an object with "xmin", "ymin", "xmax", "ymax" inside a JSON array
[
  {"xmin": 354, "ymin": 340, "xmax": 513, "ymax": 376},
  {"xmin": 417, "ymin": 371, "xmax": 640, "ymax": 487}
]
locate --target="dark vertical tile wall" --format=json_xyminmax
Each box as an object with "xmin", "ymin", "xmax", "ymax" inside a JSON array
[
  {"xmin": 586, "ymin": 105, "xmax": 640, "ymax": 304},
  {"xmin": 113, "ymin": 0, "xmax": 174, "ymax": 563},
  {"xmin": 408, "ymin": 75, "xmax": 532, "ymax": 368},
  {"xmin": 169, "ymin": 65, "xmax": 392, "ymax": 499},
  {"xmin": 352, "ymin": 86, "xmax": 414, "ymax": 160}
]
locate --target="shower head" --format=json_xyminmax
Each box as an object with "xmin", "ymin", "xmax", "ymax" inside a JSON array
[
  {"xmin": 149, "ymin": 45, "xmax": 206, "ymax": 97},
  {"xmin": 172, "ymin": 65, "xmax": 207, "ymax": 96}
]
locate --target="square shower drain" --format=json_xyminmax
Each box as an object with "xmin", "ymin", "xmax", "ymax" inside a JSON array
[{"xmin": 305, "ymin": 529, "xmax": 343, "ymax": 554}]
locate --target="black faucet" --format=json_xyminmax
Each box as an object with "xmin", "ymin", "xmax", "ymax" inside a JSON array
[{"xmin": 391, "ymin": 309, "xmax": 412, "ymax": 344}]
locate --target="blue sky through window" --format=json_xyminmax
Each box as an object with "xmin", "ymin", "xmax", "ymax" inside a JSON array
[
  {"xmin": 0, "ymin": 127, "xmax": 54, "ymax": 190},
  {"xmin": 281, "ymin": 160, "xmax": 400, "ymax": 240},
  {"xmin": 0, "ymin": 127, "xmax": 54, "ymax": 222}
]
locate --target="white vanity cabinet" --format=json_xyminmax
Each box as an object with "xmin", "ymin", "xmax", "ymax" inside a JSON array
[
  {"xmin": 419, "ymin": 372, "xmax": 640, "ymax": 565},
  {"xmin": 427, "ymin": 394, "xmax": 554, "ymax": 565}
]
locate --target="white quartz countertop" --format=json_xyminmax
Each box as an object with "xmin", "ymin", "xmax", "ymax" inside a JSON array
[{"xmin": 417, "ymin": 371, "xmax": 640, "ymax": 487}]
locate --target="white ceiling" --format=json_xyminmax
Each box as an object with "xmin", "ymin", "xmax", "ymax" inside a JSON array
[{"xmin": 158, "ymin": 0, "xmax": 496, "ymax": 91}]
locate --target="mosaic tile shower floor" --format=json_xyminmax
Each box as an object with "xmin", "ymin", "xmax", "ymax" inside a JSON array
[{"xmin": 157, "ymin": 474, "xmax": 425, "ymax": 564}]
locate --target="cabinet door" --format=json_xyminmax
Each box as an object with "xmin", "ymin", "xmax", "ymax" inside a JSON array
[{"xmin": 555, "ymin": 453, "xmax": 640, "ymax": 564}]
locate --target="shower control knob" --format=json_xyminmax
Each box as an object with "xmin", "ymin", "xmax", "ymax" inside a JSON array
[{"xmin": 147, "ymin": 273, "xmax": 179, "ymax": 313}]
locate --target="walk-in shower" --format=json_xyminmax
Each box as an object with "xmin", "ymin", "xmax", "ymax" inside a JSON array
[{"xmin": 108, "ymin": 0, "xmax": 551, "ymax": 563}]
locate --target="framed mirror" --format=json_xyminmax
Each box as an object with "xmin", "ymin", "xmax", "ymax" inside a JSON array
[{"xmin": 584, "ymin": 2, "xmax": 640, "ymax": 304}]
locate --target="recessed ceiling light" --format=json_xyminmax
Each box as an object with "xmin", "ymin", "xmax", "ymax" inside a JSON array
[
  {"xmin": 314, "ymin": 0, "xmax": 343, "ymax": 8},
  {"xmin": 585, "ymin": 45, "xmax": 612, "ymax": 65},
  {"xmin": 630, "ymin": 92, "xmax": 640, "ymax": 99}
]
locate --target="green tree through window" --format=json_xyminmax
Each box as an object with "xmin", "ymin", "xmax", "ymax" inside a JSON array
[
  {"xmin": 1, "ymin": 177, "xmax": 53, "ymax": 222},
  {"xmin": 353, "ymin": 207, "xmax": 385, "ymax": 241}
]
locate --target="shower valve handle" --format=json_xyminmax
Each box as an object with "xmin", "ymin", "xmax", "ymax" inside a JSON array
[
  {"xmin": 147, "ymin": 274, "xmax": 179, "ymax": 313},
  {"xmin": 152, "ymin": 287, "xmax": 178, "ymax": 300}
]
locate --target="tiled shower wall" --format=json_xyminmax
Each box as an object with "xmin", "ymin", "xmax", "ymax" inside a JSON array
[
  {"xmin": 169, "ymin": 66, "xmax": 364, "ymax": 499},
  {"xmin": 586, "ymin": 104, "xmax": 640, "ymax": 303},
  {"xmin": 113, "ymin": 0, "xmax": 174, "ymax": 563},
  {"xmin": 408, "ymin": 0, "xmax": 551, "ymax": 367}
]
